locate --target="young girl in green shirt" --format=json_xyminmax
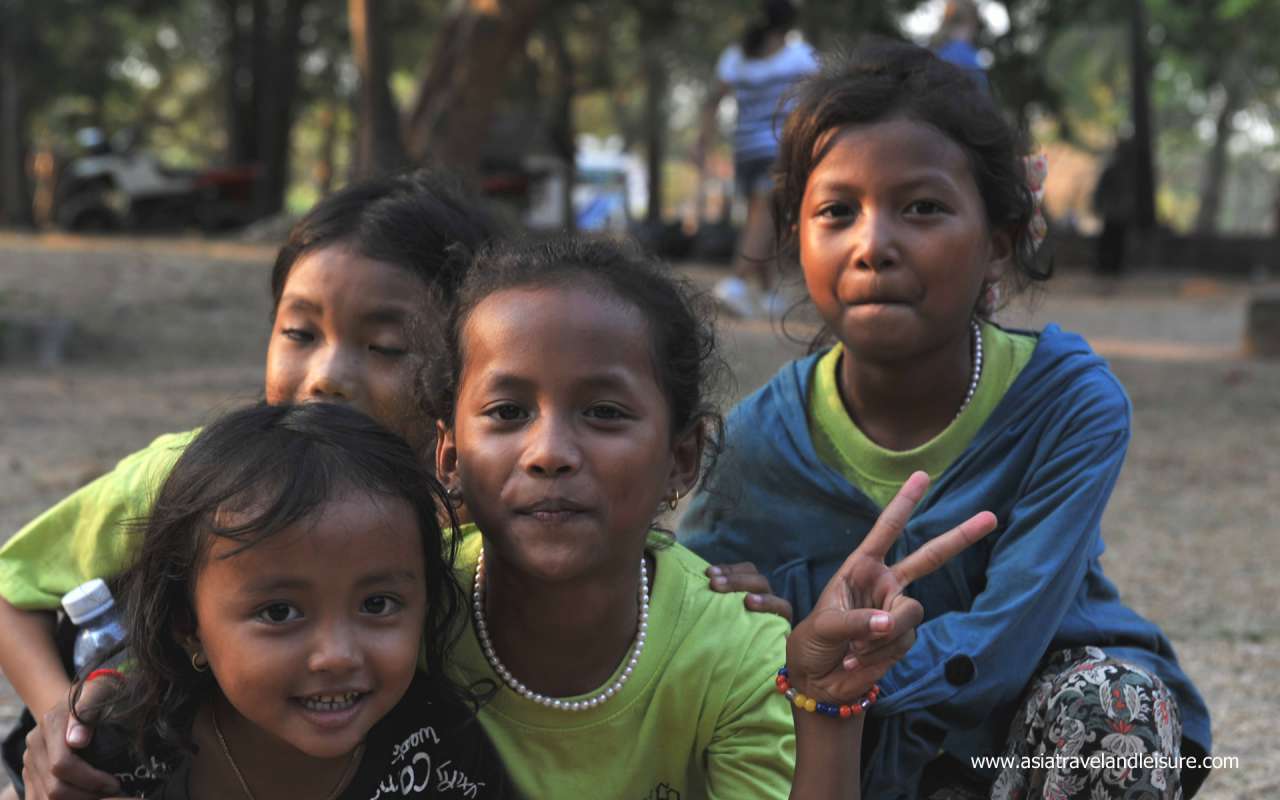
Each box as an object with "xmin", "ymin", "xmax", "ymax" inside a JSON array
[{"xmin": 0, "ymin": 171, "xmax": 500, "ymax": 797}]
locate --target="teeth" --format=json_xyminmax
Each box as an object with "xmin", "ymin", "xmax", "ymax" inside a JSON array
[{"xmin": 301, "ymin": 692, "xmax": 361, "ymax": 711}]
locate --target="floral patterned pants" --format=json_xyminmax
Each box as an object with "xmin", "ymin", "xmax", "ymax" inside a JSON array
[{"xmin": 927, "ymin": 647, "xmax": 1184, "ymax": 800}]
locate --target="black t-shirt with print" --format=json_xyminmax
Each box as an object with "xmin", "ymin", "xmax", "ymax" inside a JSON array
[{"xmin": 92, "ymin": 674, "xmax": 513, "ymax": 799}]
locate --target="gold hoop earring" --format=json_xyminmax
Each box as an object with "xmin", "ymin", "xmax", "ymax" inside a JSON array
[
  {"xmin": 666, "ymin": 488, "xmax": 685, "ymax": 512},
  {"xmin": 191, "ymin": 650, "xmax": 209, "ymax": 672}
]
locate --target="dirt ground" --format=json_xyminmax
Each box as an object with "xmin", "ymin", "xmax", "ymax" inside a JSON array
[{"xmin": 1, "ymin": 233, "xmax": 1277, "ymax": 797}]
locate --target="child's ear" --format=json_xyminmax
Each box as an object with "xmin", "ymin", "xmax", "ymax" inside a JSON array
[
  {"xmin": 985, "ymin": 227, "xmax": 1014, "ymax": 283},
  {"xmin": 667, "ymin": 423, "xmax": 705, "ymax": 499},
  {"xmin": 435, "ymin": 420, "xmax": 458, "ymax": 488}
]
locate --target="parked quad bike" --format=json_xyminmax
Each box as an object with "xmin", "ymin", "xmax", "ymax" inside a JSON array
[{"xmin": 53, "ymin": 130, "xmax": 259, "ymax": 234}]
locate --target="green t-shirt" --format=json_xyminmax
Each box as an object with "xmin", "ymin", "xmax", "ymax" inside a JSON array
[
  {"xmin": 809, "ymin": 322, "xmax": 1036, "ymax": 508},
  {"xmin": 449, "ymin": 527, "xmax": 796, "ymax": 800},
  {"xmin": 0, "ymin": 430, "xmax": 197, "ymax": 609}
]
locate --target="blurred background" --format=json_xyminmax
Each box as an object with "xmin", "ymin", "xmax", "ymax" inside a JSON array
[
  {"xmin": 1, "ymin": 1, "xmax": 1279, "ymax": 797},
  {"xmin": 1, "ymin": 0, "xmax": 1280, "ymax": 255}
]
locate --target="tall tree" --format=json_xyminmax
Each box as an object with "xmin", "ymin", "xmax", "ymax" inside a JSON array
[
  {"xmin": 348, "ymin": 0, "xmax": 408, "ymax": 178},
  {"xmin": 253, "ymin": 0, "xmax": 308, "ymax": 217},
  {"xmin": 402, "ymin": 0, "xmax": 545, "ymax": 176},
  {"xmin": 1128, "ymin": 0, "xmax": 1156, "ymax": 231},
  {"xmin": 636, "ymin": 0, "xmax": 674, "ymax": 225},
  {"xmin": 0, "ymin": 0, "xmax": 33, "ymax": 227}
]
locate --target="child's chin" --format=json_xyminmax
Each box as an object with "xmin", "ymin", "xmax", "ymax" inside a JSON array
[{"xmin": 290, "ymin": 734, "xmax": 367, "ymax": 762}]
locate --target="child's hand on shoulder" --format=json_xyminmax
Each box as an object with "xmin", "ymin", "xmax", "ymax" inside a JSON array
[
  {"xmin": 786, "ymin": 472, "xmax": 997, "ymax": 700},
  {"xmin": 706, "ymin": 563, "xmax": 794, "ymax": 621}
]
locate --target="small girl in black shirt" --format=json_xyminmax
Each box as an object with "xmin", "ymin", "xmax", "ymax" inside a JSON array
[{"xmin": 73, "ymin": 402, "xmax": 511, "ymax": 799}]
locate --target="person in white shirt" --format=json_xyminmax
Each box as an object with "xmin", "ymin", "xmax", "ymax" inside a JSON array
[{"xmin": 699, "ymin": 0, "xmax": 818, "ymax": 319}]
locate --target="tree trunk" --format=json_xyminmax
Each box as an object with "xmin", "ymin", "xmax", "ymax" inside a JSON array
[
  {"xmin": 349, "ymin": 0, "xmax": 408, "ymax": 179},
  {"xmin": 0, "ymin": 14, "xmax": 33, "ymax": 228},
  {"xmin": 544, "ymin": 16, "xmax": 576, "ymax": 232},
  {"xmin": 223, "ymin": 0, "xmax": 259, "ymax": 165},
  {"xmin": 313, "ymin": 104, "xmax": 339, "ymax": 196},
  {"xmin": 637, "ymin": 1, "xmax": 674, "ymax": 226},
  {"xmin": 1129, "ymin": 0, "xmax": 1156, "ymax": 231},
  {"xmin": 642, "ymin": 44, "xmax": 666, "ymax": 226},
  {"xmin": 402, "ymin": 0, "xmax": 545, "ymax": 178},
  {"xmin": 1194, "ymin": 82, "xmax": 1240, "ymax": 234},
  {"xmin": 254, "ymin": 0, "xmax": 307, "ymax": 218}
]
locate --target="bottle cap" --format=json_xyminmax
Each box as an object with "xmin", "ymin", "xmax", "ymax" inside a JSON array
[{"xmin": 62, "ymin": 579, "xmax": 115, "ymax": 625}]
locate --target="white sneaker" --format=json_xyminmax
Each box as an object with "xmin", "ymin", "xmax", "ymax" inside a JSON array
[
  {"xmin": 713, "ymin": 276, "xmax": 759, "ymax": 319},
  {"xmin": 759, "ymin": 288, "xmax": 792, "ymax": 319}
]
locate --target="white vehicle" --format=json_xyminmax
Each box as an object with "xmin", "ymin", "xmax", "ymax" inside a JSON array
[{"xmin": 53, "ymin": 129, "xmax": 256, "ymax": 232}]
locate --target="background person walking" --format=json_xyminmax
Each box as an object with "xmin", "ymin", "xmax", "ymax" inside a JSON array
[{"xmin": 699, "ymin": 0, "xmax": 818, "ymax": 319}]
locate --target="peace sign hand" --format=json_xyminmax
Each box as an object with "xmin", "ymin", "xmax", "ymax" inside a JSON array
[{"xmin": 785, "ymin": 471, "xmax": 997, "ymax": 705}]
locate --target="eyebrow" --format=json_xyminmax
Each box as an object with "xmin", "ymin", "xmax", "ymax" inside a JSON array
[
  {"xmin": 240, "ymin": 569, "xmax": 420, "ymax": 595},
  {"xmin": 357, "ymin": 307, "xmax": 411, "ymax": 326},
  {"xmin": 810, "ymin": 173, "xmax": 959, "ymax": 195},
  {"xmin": 241, "ymin": 576, "xmax": 312, "ymax": 594},
  {"xmin": 277, "ymin": 296, "xmax": 413, "ymax": 325},
  {"xmin": 354, "ymin": 570, "xmax": 421, "ymax": 588},
  {"xmin": 279, "ymin": 296, "xmax": 321, "ymax": 315},
  {"xmin": 481, "ymin": 370, "xmax": 636, "ymax": 394}
]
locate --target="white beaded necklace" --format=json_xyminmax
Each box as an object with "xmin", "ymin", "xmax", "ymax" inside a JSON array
[
  {"xmin": 472, "ymin": 547, "xmax": 649, "ymax": 711},
  {"xmin": 955, "ymin": 319, "xmax": 984, "ymax": 420}
]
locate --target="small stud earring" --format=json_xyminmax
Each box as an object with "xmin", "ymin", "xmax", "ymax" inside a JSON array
[{"xmin": 446, "ymin": 486, "xmax": 464, "ymax": 508}]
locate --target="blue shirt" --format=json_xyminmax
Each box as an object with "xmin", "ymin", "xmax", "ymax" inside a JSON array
[
  {"xmin": 716, "ymin": 37, "xmax": 819, "ymax": 164},
  {"xmin": 679, "ymin": 325, "xmax": 1210, "ymax": 797}
]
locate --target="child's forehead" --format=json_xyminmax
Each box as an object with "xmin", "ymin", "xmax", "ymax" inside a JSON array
[
  {"xmin": 282, "ymin": 245, "xmax": 429, "ymax": 304},
  {"xmin": 809, "ymin": 118, "xmax": 974, "ymax": 186},
  {"xmin": 205, "ymin": 490, "xmax": 422, "ymax": 562},
  {"xmin": 465, "ymin": 282, "xmax": 648, "ymax": 342},
  {"xmin": 460, "ymin": 284, "xmax": 661, "ymax": 385}
]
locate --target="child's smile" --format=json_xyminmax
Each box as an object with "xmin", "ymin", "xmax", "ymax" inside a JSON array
[{"xmin": 190, "ymin": 491, "xmax": 426, "ymax": 762}]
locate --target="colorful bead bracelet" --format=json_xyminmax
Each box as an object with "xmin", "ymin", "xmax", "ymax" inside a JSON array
[
  {"xmin": 85, "ymin": 668, "xmax": 126, "ymax": 684},
  {"xmin": 775, "ymin": 666, "xmax": 879, "ymax": 719}
]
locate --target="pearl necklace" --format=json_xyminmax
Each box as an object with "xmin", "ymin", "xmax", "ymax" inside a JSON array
[
  {"xmin": 472, "ymin": 547, "xmax": 649, "ymax": 711},
  {"xmin": 955, "ymin": 319, "xmax": 984, "ymax": 420}
]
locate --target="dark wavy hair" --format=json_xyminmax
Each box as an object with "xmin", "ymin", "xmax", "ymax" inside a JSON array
[
  {"xmin": 269, "ymin": 170, "xmax": 503, "ymax": 318},
  {"xmin": 742, "ymin": 0, "xmax": 798, "ymax": 58},
  {"xmin": 420, "ymin": 235, "xmax": 726, "ymax": 491},
  {"xmin": 75, "ymin": 402, "xmax": 467, "ymax": 764},
  {"xmin": 773, "ymin": 39, "xmax": 1051, "ymax": 322}
]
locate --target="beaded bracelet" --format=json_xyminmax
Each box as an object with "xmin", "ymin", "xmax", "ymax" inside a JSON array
[
  {"xmin": 85, "ymin": 668, "xmax": 126, "ymax": 684},
  {"xmin": 775, "ymin": 666, "xmax": 879, "ymax": 719}
]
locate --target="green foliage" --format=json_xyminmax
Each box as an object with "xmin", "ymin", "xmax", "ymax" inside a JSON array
[{"xmin": 12, "ymin": 0, "xmax": 1280, "ymax": 231}]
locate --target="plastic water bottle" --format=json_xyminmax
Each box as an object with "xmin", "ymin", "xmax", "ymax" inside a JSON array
[{"xmin": 61, "ymin": 578, "xmax": 128, "ymax": 673}]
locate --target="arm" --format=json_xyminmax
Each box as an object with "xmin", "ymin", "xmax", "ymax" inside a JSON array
[
  {"xmin": 696, "ymin": 80, "xmax": 730, "ymax": 168},
  {"xmin": 0, "ymin": 432, "xmax": 192, "ymax": 799},
  {"xmin": 0, "ymin": 600, "xmax": 67, "ymax": 719},
  {"xmin": 785, "ymin": 472, "xmax": 997, "ymax": 800},
  {"xmin": 790, "ymin": 713, "xmax": 863, "ymax": 800}
]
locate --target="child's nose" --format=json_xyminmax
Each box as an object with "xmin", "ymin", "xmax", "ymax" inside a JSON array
[
  {"xmin": 854, "ymin": 211, "xmax": 899, "ymax": 271},
  {"xmin": 520, "ymin": 415, "xmax": 581, "ymax": 476},
  {"xmin": 307, "ymin": 620, "xmax": 362, "ymax": 673},
  {"xmin": 306, "ymin": 348, "xmax": 357, "ymax": 402}
]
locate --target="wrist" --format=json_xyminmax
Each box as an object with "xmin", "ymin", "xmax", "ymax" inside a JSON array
[
  {"xmin": 36, "ymin": 676, "xmax": 75, "ymax": 719},
  {"xmin": 776, "ymin": 666, "xmax": 880, "ymax": 720}
]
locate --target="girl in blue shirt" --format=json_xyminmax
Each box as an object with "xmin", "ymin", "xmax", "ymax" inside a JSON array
[{"xmin": 681, "ymin": 41, "xmax": 1210, "ymax": 799}]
